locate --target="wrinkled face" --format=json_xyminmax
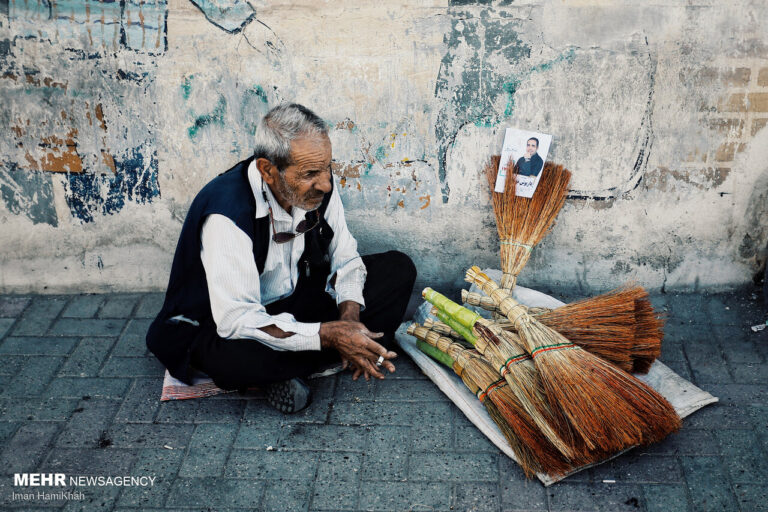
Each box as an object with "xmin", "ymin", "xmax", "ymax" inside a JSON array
[
  {"xmin": 525, "ymin": 139, "xmax": 538, "ymax": 157},
  {"xmin": 273, "ymin": 135, "xmax": 333, "ymax": 212}
]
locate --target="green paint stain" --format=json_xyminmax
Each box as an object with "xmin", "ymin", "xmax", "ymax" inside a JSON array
[
  {"xmin": 188, "ymin": 95, "xmax": 227, "ymax": 139},
  {"xmin": 502, "ymin": 78, "xmax": 521, "ymax": 117},
  {"xmin": 530, "ymin": 48, "xmax": 576, "ymax": 74},
  {"xmin": 374, "ymin": 146, "xmax": 387, "ymax": 162},
  {"xmin": 501, "ymin": 49, "xmax": 576, "ymax": 118},
  {"xmin": 181, "ymin": 75, "xmax": 194, "ymax": 100},
  {"xmin": 474, "ymin": 118, "xmax": 498, "ymax": 128},
  {"xmin": 245, "ymin": 84, "xmax": 268, "ymax": 104}
]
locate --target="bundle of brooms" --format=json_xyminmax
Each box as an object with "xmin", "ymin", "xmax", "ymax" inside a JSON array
[
  {"xmin": 411, "ymin": 282, "xmax": 680, "ymax": 477},
  {"xmin": 413, "ymin": 278, "xmax": 680, "ymax": 471},
  {"xmin": 423, "ymin": 288, "xmax": 599, "ymax": 465}
]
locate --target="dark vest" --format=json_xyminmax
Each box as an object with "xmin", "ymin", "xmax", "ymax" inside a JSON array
[{"xmin": 147, "ymin": 157, "xmax": 334, "ymax": 384}]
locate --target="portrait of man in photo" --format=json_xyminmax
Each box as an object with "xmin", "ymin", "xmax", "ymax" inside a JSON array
[{"xmin": 515, "ymin": 137, "xmax": 544, "ymax": 177}]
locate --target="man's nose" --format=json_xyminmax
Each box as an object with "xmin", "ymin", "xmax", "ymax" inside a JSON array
[{"xmin": 315, "ymin": 172, "xmax": 332, "ymax": 194}]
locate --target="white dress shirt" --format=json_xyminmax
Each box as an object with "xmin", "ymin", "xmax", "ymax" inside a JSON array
[{"xmin": 199, "ymin": 160, "xmax": 367, "ymax": 351}]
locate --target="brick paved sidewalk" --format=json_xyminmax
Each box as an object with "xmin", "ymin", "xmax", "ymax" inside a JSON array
[{"xmin": 0, "ymin": 289, "xmax": 766, "ymax": 511}]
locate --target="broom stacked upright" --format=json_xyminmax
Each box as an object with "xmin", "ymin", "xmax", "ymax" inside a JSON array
[{"xmin": 485, "ymin": 155, "xmax": 571, "ymax": 291}]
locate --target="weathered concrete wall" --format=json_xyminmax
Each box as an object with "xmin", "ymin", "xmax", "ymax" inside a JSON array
[{"xmin": 1, "ymin": 0, "xmax": 767, "ymax": 295}]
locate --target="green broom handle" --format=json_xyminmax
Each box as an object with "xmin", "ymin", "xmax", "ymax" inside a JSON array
[
  {"xmin": 423, "ymin": 288, "xmax": 481, "ymax": 330},
  {"xmin": 433, "ymin": 309, "xmax": 477, "ymax": 346},
  {"xmin": 416, "ymin": 339, "xmax": 456, "ymax": 368}
]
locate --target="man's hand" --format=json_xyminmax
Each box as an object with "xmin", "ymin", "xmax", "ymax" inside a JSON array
[{"xmin": 320, "ymin": 320, "xmax": 396, "ymax": 381}]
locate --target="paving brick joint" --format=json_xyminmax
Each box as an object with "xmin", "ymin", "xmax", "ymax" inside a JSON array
[{"xmin": 0, "ymin": 289, "xmax": 766, "ymax": 511}]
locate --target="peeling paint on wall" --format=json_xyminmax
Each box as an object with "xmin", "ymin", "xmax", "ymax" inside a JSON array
[
  {"xmin": 434, "ymin": 7, "xmax": 530, "ymax": 202},
  {"xmin": 0, "ymin": 0, "xmax": 166, "ymax": 224},
  {"xmin": 0, "ymin": 163, "xmax": 58, "ymax": 226},
  {"xmin": 8, "ymin": 0, "xmax": 167, "ymax": 54},
  {"xmin": 188, "ymin": 0, "xmax": 255, "ymax": 33},
  {"xmin": 65, "ymin": 146, "xmax": 159, "ymax": 223}
]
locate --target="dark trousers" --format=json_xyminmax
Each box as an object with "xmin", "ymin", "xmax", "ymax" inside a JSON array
[{"xmin": 189, "ymin": 250, "xmax": 416, "ymax": 390}]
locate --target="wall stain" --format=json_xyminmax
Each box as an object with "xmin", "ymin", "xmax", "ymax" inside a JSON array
[
  {"xmin": 643, "ymin": 166, "xmax": 730, "ymax": 192},
  {"xmin": 66, "ymin": 147, "xmax": 160, "ymax": 223},
  {"xmin": 188, "ymin": 95, "xmax": 227, "ymax": 139},
  {"xmin": 0, "ymin": 163, "xmax": 58, "ymax": 226}
]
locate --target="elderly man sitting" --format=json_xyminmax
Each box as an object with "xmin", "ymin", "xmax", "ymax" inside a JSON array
[{"xmin": 147, "ymin": 103, "xmax": 416, "ymax": 412}]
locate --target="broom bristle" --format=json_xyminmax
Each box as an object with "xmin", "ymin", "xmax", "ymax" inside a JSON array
[
  {"xmin": 632, "ymin": 293, "xmax": 665, "ymax": 374},
  {"xmin": 463, "ymin": 356, "xmax": 573, "ymax": 477},
  {"xmin": 472, "ymin": 322, "xmax": 587, "ymax": 462},
  {"xmin": 534, "ymin": 285, "xmax": 643, "ymax": 373}
]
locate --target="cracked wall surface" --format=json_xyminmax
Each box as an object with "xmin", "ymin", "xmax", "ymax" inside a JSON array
[{"xmin": 1, "ymin": 0, "xmax": 767, "ymax": 294}]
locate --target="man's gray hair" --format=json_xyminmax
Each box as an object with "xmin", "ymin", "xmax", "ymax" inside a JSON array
[{"xmin": 253, "ymin": 103, "xmax": 328, "ymax": 170}]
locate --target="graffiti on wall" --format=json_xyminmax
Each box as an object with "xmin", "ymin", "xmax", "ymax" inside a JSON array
[{"xmin": 0, "ymin": 0, "xmax": 166, "ymax": 225}]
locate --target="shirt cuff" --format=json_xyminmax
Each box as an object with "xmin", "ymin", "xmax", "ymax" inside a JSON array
[
  {"xmin": 240, "ymin": 317, "xmax": 322, "ymax": 351},
  {"xmin": 329, "ymin": 264, "xmax": 366, "ymax": 309},
  {"xmin": 334, "ymin": 282, "xmax": 366, "ymax": 308}
]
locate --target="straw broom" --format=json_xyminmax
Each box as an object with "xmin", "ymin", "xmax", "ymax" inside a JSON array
[
  {"xmin": 423, "ymin": 288, "xmax": 584, "ymax": 462},
  {"xmin": 408, "ymin": 324, "xmax": 572, "ymax": 477},
  {"xmin": 484, "ymin": 155, "xmax": 571, "ymax": 291},
  {"xmin": 462, "ymin": 287, "xmax": 636, "ymax": 373},
  {"xmin": 462, "ymin": 285, "xmax": 664, "ymax": 374},
  {"xmin": 465, "ymin": 266, "xmax": 681, "ymax": 449}
]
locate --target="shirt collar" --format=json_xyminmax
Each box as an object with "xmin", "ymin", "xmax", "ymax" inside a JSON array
[{"xmin": 247, "ymin": 159, "xmax": 307, "ymax": 223}]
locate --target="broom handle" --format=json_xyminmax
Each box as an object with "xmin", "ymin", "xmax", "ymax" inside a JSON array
[
  {"xmin": 432, "ymin": 309, "xmax": 477, "ymax": 345},
  {"xmin": 423, "ymin": 288, "xmax": 481, "ymax": 329},
  {"xmin": 408, "ymin": 324, "xmax": 469, "ymax": 370},
  {"xmin": 423, "ymin": 318, "xmax": 464, "ymax": 340},
  {"xmin": 416, "ymin": 339, "xmax": 456, "ymax": 368},
  {"xmin": 500, "ymin": 273, "xmax": 517, "ymax": 291},
  {"xmin": 465, "ymin": 267, "xmax": 530, "ymax": 328},
  {"xmin": 462, "ymin": 289, "xmax": 499, "ymax": 312}
]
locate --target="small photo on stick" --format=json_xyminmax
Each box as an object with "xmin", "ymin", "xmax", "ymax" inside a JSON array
[{"xmin": 495, "ymin": 128, "xmax": 553, "ymax": 198}]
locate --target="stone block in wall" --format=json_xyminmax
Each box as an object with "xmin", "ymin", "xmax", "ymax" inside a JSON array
[
  {"xmin": 700, "ymin": 93, "xmax": 747, "ymax": 113},
  {"xmin": 705, "ymin": 118, "xmax": 744, "ymax": 138},
  {"xmin": 747, "ymin": 93, "xmax": 768, "ymax": 112},
  {"xmin": 693, "ymin": 67, "xmax": 752, "ymax": 88},
  {"xmin": 759, "ymin": 68, "xmax": 768, "ymax": 87},
  {"xmin": 714, "ymin": 142, "xmax": 746, "ymax": 162}
]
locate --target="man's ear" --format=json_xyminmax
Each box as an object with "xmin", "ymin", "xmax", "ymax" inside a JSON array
[{"xmin": 255, "ymin": 157, "xmax": 277, "ymax": 185}]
